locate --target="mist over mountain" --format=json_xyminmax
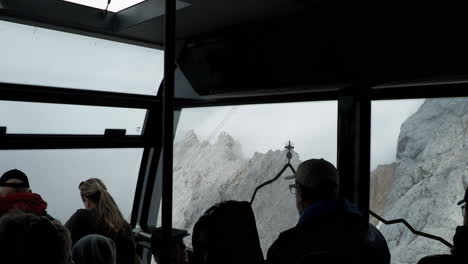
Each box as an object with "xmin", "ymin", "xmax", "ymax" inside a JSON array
[
  {"xmin": 173, "ymin": 130, "xmax": 301, "ymax": 252},
  {"xmin": 174, "ymin": 98, "xmax": 467, "ymax": 263},
  {"xmin": 373, "ymin": 98, "xmax": 468, "ymax": 264}
]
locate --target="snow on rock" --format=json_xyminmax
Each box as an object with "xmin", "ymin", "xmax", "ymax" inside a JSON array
[
  {"xmin": 379, "ymin": 98, "xmax": 468, "ymax": 264},
  {"xmin": 174, "ymin": 98, "xmax": 468, "ymax": 263},
  {"xmin": 173, "ymin": 131, "xmax": 301, "ymax": 253}
]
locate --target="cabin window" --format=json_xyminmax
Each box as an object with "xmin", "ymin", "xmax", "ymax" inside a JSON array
[
  {"xmin": 370, "ymin": 98, "xmax": 466, "ymax": 264},
  {"xmin": 173, "ymin": 101, "xmax": 338, "ymax": 252},
  {"xmin": 0, "ymin": 100, "xmax": 146, "ymax": 135},
  {"xmin": 0, "ymin": 20, "xmax": 163, "ymax": 95},
  {"xmin": 0, "ymin": 148, "xmax": 143, "ymax": 223}
]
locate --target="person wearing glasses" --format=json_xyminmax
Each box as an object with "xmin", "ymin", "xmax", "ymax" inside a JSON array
[
  {"xmin": 66, "ymin": 178, "xmax": 138, "ymax": 264},
  {"xmin": 266, "ymin": 159, "xmax": 390, "ymax": 264},
  {"xmin": 418, "ymin": 188, "xmax": 468, "ymax": 264}
]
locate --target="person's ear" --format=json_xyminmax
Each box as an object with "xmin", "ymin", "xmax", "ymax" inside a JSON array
[{"xmin": 296, "ymin": 189, "xmax": 303, "ymax": 203}]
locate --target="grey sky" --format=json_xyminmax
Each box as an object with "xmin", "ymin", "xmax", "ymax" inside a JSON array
[
  {"xmin": 0, "ymin": 100, "xmax": 146, "ymax": 135},
  {"xmin": 0, "ymin": 100, "xmax": 423, "ymax": 223},
  {"xmin": 176, "ymin": 100, "xmax": 424, "ymax": 170},
  {"xmin": 0, "ymin": 18, "xmax": 425, "ymax": 224},
  {"xmin": 371, "ymin": 99, "xmax": 424, "ymax": 169},
  {"xmin": 0, "ymin": 149, "xmax": 142, "ymax": 223},
  {"xmin": 0, "ymin": 20, "xmax": 163, "ymax": 95},
  {"xmin": 176, "ymin": 101, "xmax": 338, "ymax": 164}
]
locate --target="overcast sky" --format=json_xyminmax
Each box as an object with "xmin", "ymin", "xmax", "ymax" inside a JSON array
[
  {"xmin": 0, "ymin": 19, "xmax": 425, "ymax": 224},
  {"xmin": 176, "ymin": 99, "xmax": 424, "ymax": 170}
]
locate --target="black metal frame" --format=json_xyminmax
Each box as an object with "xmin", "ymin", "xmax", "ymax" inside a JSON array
[
  {"xmin": 160, "ymin": 0, "xmax": 176, "ymax": 261},
  {"xmin": 337, "ymin": 90, "xmax": 371, "ymax": 220},
  {"xmin": 3, "ymin": 4, "xmax": 468, "ymax": 263},
  {"xmin": 0, "ymin": 82, "xmax": 158, "ymax": 109}
]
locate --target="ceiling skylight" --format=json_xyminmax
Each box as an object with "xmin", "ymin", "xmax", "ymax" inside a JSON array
[{"xmin": 64, "ymin": 0, "xmax": 145, "ymax": 12}]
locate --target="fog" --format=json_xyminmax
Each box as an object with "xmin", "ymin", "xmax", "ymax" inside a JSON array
[
  {"xmin": 0, "ymin": 14, "xmax": 425, "ymax": 224},
  {"xmin": 0, "ymin": 100, "xmax": 423, "ymax": 222},
  {"xmin": 176, "ymin": 99, "xmax": 425, "ymax": 170}
]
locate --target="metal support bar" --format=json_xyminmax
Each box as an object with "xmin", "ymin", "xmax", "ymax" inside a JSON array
[
  {"xmin": 131, "ymin": 148, "xmax": 152, "ymax": 227},
  {"xmin": 371, "ymin": 82, "xmax": 468, "ymax": 100},
  {"xmin": 174, "ymin": 90, "xmax": 340, "ymax": 109},
  {"xmin": 161, "ymin": 0, "xmax": 176, "ymax": 262},
  {"xmin": 0, "ymin": 135, "xmax": 147, "ymax": 149},
  {"xmin": 0, "ymin": 82, "xmax": 158, "ymax": 109},
  {"xmin": 337, "ymin": 91, "xmax": 371, "ymax": 222}
]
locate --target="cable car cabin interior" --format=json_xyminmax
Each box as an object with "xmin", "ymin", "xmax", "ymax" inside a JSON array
[{"xmin": 1, "ymin": 0, "xmax": 468, "ymax": 264}]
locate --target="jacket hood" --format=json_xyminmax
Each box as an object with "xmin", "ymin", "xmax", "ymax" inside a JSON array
[
  {"xmin": 73, "ymin": 234, "xmax": 117, "ymax": 264},
  {"xmin": 0, "ymin": 192, "xmax": 48, "ymax": 216}
]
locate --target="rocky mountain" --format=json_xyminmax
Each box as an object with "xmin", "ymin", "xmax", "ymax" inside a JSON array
[
  {"xmin": 174, "ymin": 98, "xmax": 468, "ymax": 263},
  {"xmin": 377, "ymin": 98, "xmax": 468, "ymax": 264},
  {"xmin": 370, "ymin": 163, "xmax": 396, "ymax": 225},
  {"xmin": 173, "ymin": 130, "xmax": 301, "ymax": 253}
]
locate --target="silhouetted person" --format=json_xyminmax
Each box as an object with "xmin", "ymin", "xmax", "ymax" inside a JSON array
[
  {"xmin": 266, "ymin": 159, "xmax": 390, "ymax": 264},
  {"xmin": 151, "ymin": 228, "xmax": 191, "ymax": 264},
  {"xmin": 73, "ymin": 234, "xmax": 117, "ymax": 264},
  {"xmin": 192, "ymin": 201, "xmax": 264, "ymax": 264},
  {"xmin": 66, "ymin": 178, "xmax": 137, "ymax": 264},
  {"xmin": 0, "ymin": 210, "xmax": 73, "ymax": 264},
  {"xmin": 418, "ymin": 188, "xmax": 468, "ymax": 264},
  {"xmin": 0, "ymin": 169, "xmax": 50, "ymax": 218}
]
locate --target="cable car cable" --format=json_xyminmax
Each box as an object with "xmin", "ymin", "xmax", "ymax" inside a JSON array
[
  {"xmin": 369, "ymin": 210, "xmax": 454, "ymax": 249},
  {"xmin": 178, "ymin": 106, "xmax": 238, "ymax": 177},
  {"xmin": 178, "ymin": 106, "xmax": 236, "ymax": 174},
  {"xmin": 183, "ymin": 106, "xmax": 239, "ymax": 175}
]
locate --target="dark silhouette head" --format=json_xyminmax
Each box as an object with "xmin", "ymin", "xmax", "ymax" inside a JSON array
[
  {"xmin": 0, "ymin": 210, "xmax": 72, "ymax": 264},
  {"xmin": 0, "ymin": 170, "xmax": 31, "ymax": 197},
  {"xmin": 192, "ymin": 201, "xmax": 264, "ymax": 264},
  {"xmin": 287, "ymin": 159, "xmax": 339, "ymax": 214}
]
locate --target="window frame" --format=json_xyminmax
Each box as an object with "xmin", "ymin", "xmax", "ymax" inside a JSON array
[{"xmin": 2, "ymin": 5, "xmax": 468, "ymax": 263}]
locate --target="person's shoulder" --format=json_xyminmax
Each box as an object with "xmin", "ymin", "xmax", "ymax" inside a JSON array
[
  {"xmin": 72, "ymin": 208, "xmax": 95, "ymax": 218},
  {"xmin": 66, "ymin": 209, "xmax": 96, "ymax": 227},
  {"xmin": 267, "ymin": 227, "xmax": 298, "ymax": 258},
  {"xmin": 417, "ymin": 255, "xmax": 455, "ymax": 264}
]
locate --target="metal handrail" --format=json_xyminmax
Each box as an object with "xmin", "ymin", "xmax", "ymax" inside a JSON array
[
  {"xmin": 370, "ymin": 210, "xmax": 454, "ymax": 249},
  {"xmin": 250, "ymin": 141, "xmax": 296, "ymax": 205}
]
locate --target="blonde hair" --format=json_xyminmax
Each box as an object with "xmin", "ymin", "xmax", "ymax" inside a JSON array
[{"xmin": 79, "ymin": 178, "xmax": 125, "ymax": 234}]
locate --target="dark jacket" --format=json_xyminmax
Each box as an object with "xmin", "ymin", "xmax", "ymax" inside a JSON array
[
  {"xmin": 266, "ymin": 199, "xmax": 390, "ymax": 264},
  {"xmin": 418, "ymin": 226, "xmax": 468, "ymax": 264},
  {"xmin": 192, "ymin": 201, "xmax": 264, "ymax": 264},
  {"xmin": 66, "ymin": 208, "xmax": 136, "ymax": 264}
]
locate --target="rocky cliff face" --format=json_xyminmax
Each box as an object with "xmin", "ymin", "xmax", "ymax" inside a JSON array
[
  {"xmin": 173, "ymin": 130, "xmax": 301, "ymax": 253},
  {"xmin": 370, "ymin": 163, "xmax": 396, "ymax": 225},
  {"xmin": 174, "ymin": 98, "xmax": 468, "ymax": 263},
  {"xmin": 378, "ymin": 98, "xmax": 468, "ymax": 264}
]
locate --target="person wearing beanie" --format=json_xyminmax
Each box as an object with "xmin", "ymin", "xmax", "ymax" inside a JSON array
[{"xmin": 0, "ymin": 169, "xmax": 50, "ymax": 218}]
